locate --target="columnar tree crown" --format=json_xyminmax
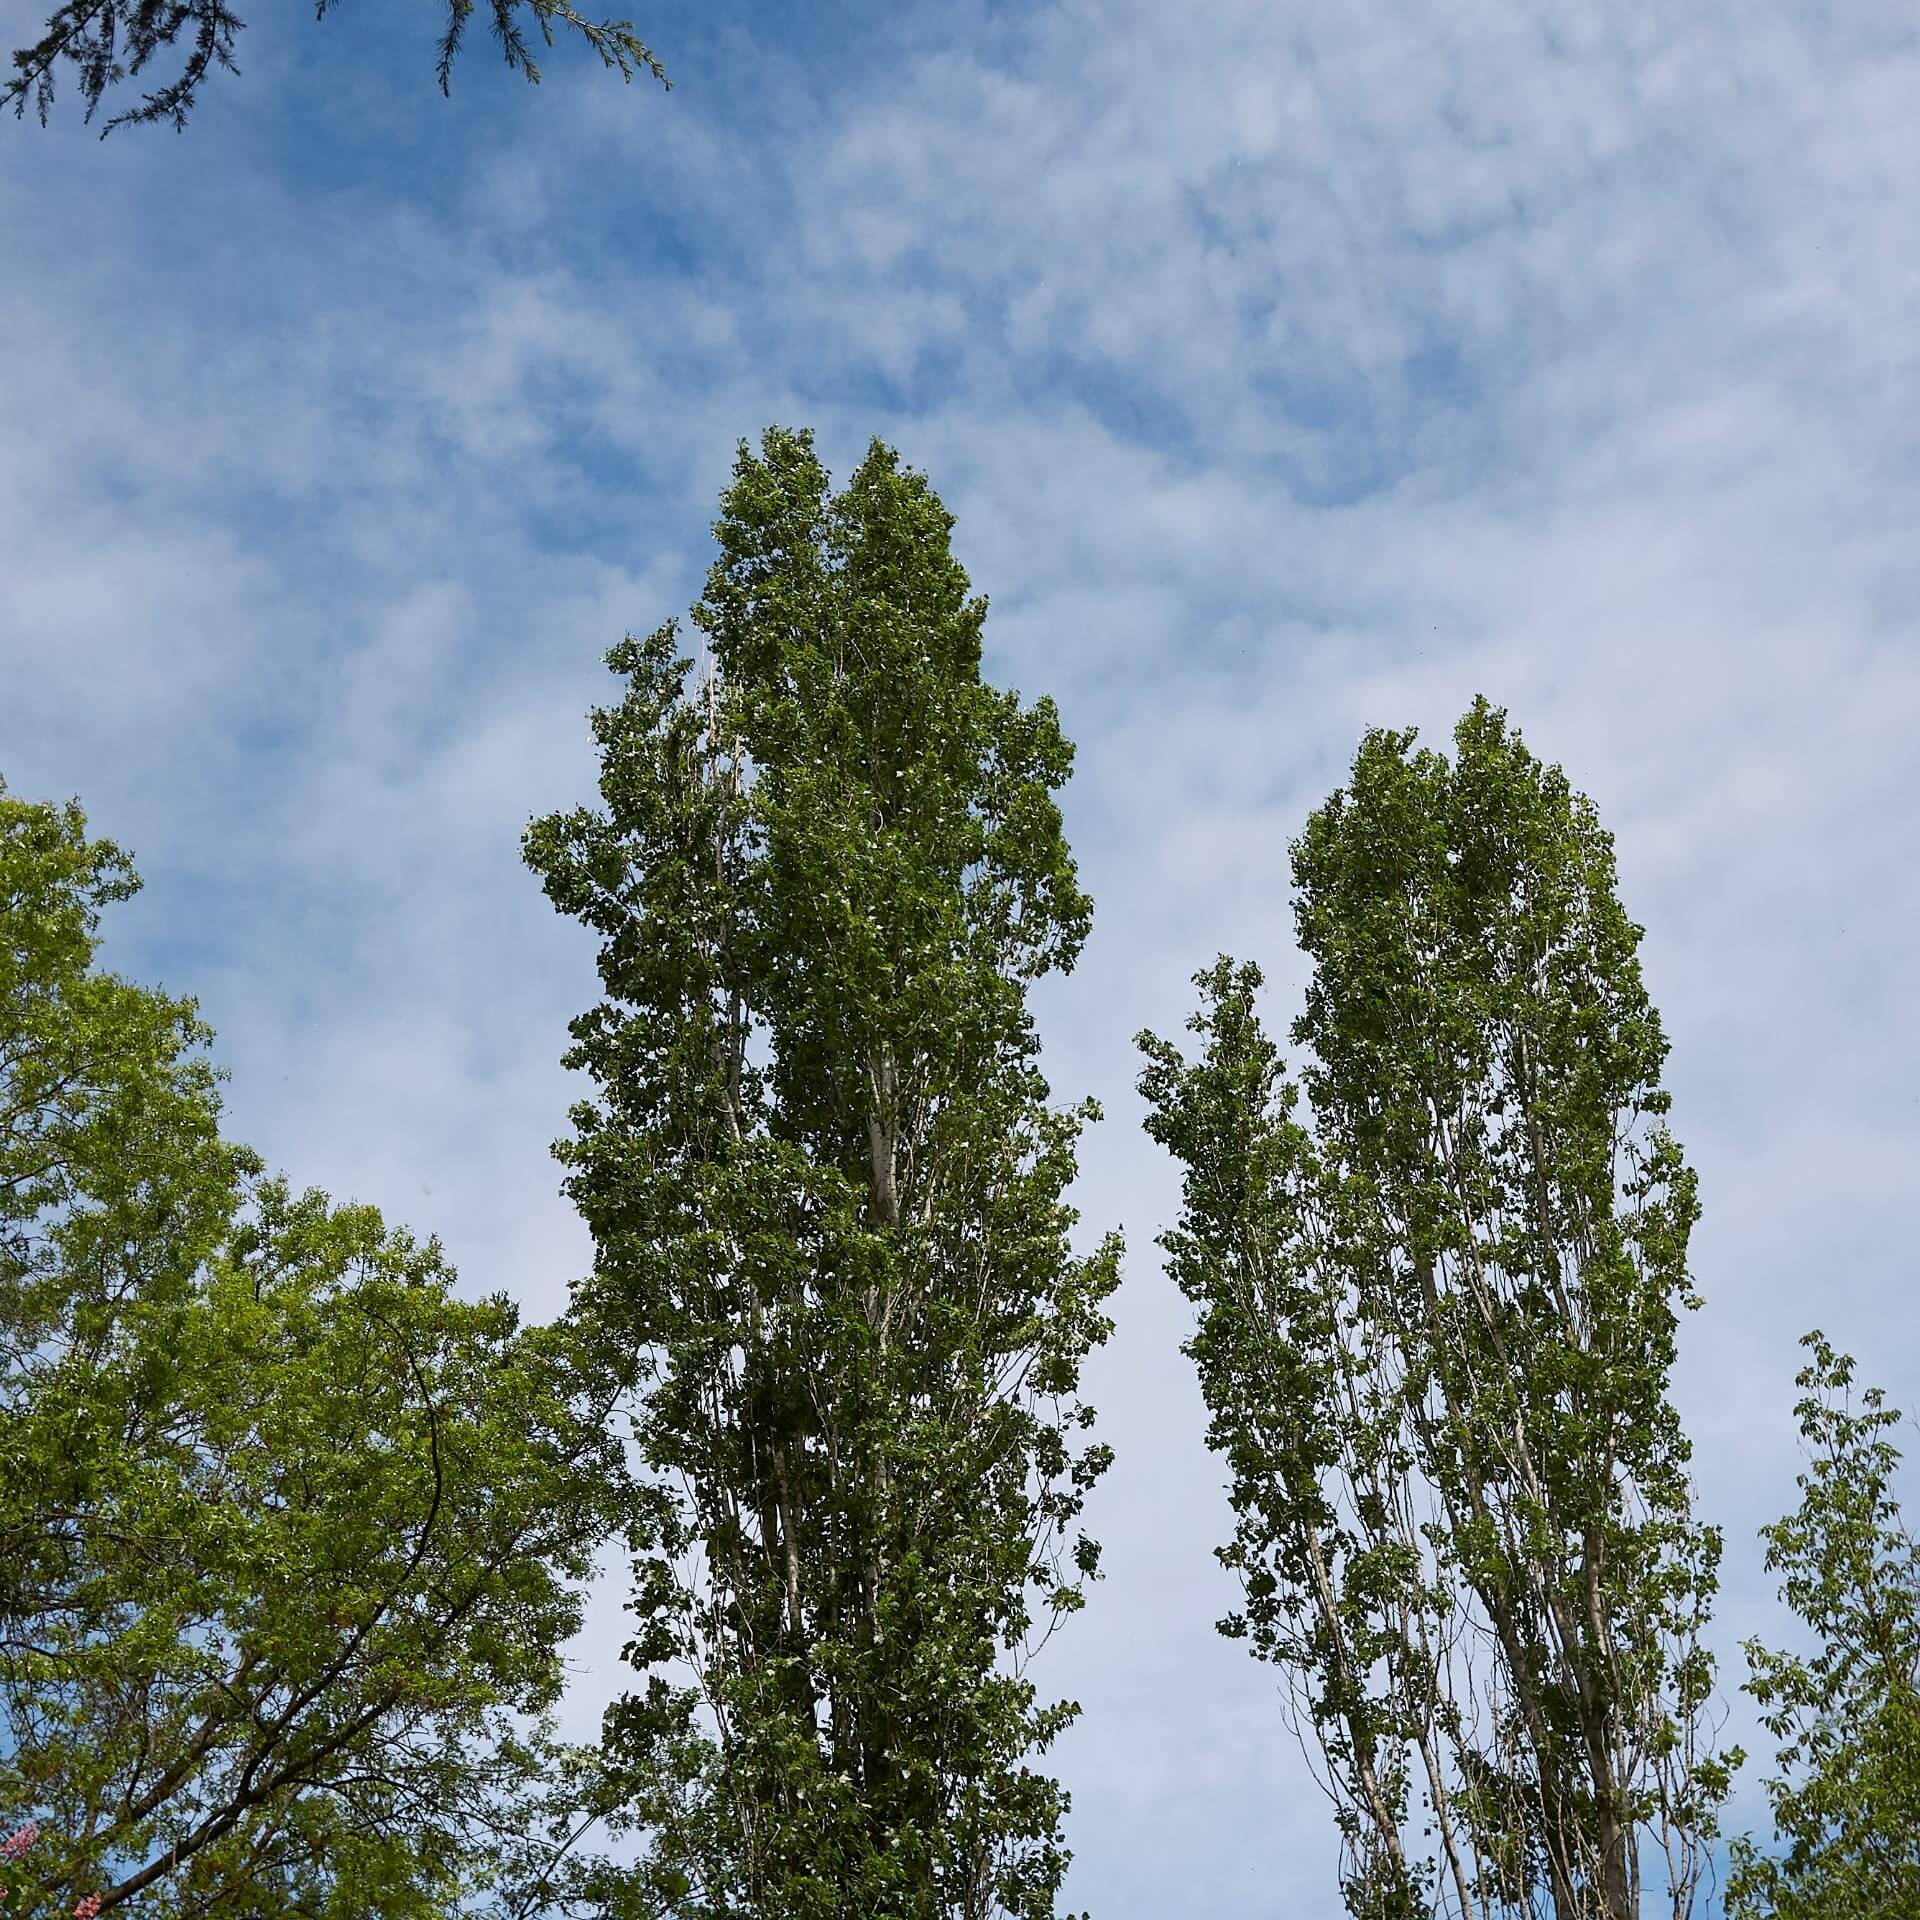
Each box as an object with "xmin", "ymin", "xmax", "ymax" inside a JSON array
[
  {"xmin": 526, "ymin": 426, "xmax": 1119, "ymax": 1920},
  {"xmin": 1139, "ymin": 701, "xmax": 1733, "ymax": 1920}
]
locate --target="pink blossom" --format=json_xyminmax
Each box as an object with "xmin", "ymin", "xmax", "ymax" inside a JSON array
[{"xmin": 0, "ymin": 1823, "xmax": 108, "ymax": 1915}]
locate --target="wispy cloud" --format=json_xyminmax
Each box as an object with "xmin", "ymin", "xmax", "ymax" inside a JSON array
[{"xmin": 3, "ymin": 0, "xmax": 1917, "ymax": 1907}]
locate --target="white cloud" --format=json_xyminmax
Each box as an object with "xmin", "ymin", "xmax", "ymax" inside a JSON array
[{"xmin": 3, "ymin": 0, "xmax": 1918, "ymax": 1908}]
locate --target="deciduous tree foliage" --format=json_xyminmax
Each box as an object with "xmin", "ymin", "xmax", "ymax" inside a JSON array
[
  {"xmin": 1728, "ymin": 1334, "xmax": 1920, "ymax": 1920},
  {"xmin": 6, "ymin": 0, "xmax": 666, "ymax": 136},
  {"xmin": 0, "ymin": 775, "xmax": 631, "ymax": 1915},
  {"xmin": 1137, "ymin": 701, "xmax": 1734, "ymax": 1920},
  {"xmin": 525, "ymin": 426, "xmax": 1120, "ymax": 1920},
  {"xmin": 1, "ymin": 780, "xmax": 251, "ymax": 1638}
]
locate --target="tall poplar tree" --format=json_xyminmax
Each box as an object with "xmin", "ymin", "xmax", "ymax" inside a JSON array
[
  {"xmin": 524, "ymin": 427, "xmax": 1120, "ymax": 1920},
  {"xmin": 1137, "ymin": 701, "xmax": 1734, "ymax": 1920}
]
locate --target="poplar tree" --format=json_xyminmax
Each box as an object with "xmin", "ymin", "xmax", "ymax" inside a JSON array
[
  {"xmin": 1137, "ymin": 700, "xmax": 1734, "ymax": 1920},
  {"xmin": 524, "ymin": 427, "xmax": 1120, "ymax": 1920}
]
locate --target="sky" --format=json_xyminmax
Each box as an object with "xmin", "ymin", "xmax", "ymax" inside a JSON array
[{"xmin": 2, "ymin": 0, "xmax": 1918, "ymax": 1911}]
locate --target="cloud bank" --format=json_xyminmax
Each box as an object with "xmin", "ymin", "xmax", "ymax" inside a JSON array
[{"xmin": 3, "ymin": 0, "xmax": 1917, "ymax": 1908}]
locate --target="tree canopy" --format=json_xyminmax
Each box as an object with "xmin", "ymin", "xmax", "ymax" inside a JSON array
[
  {"xmin": 0, "ymin": 774, "xmax": 632, "ymax": 1915},
  {"xmin": 8, "ymin": 517, "xmax": 1917, "ymax": 1916}
]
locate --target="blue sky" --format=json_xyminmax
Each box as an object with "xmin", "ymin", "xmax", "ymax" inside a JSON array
[{"xmin": 3, "ymin": 0, "xmax": 1918, "ymax": 1910}]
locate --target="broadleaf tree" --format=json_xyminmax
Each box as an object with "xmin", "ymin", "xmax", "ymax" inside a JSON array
[
  {"xmin": 1136, "ymin": 700, "xmax": 1736, "ymax": 1920},
  {"xmin": 1, "ymin": 778, "xmax": 253, "ymax": 1637},
  {"xmin": 0, "ymin": 775, "xmax": 633, "ymax": 1916},
  {"xmin": 1728, "ymin": 1333, "xmax": 1920, "ymax": 1920},
  {"xmin": 524, "ymin": 425, "xmax": 1121, "ymax": 1920}
]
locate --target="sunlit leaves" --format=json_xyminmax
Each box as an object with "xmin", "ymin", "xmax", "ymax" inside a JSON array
[{"xmin": 0, "ymin": 779, "xmax": 630, "ymax": 1914}]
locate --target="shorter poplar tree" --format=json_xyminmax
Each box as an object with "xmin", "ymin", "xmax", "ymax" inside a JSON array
[{"xmin": 1138, "ymin": 700, "xmax": 1736, "ymax": 1920}]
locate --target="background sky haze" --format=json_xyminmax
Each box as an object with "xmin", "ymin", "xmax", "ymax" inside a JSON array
[{"xmin": 3, "ymin": 2, "xmax": 1918, "ymax": 1909}]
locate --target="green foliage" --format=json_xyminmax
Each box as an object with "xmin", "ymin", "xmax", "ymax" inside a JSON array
[
  {"xmin": 5, "ymin": 0, "xmax": 667, "ymax": 136},
  {"xmin": 0, "ymin": 775, "xmax": 631, "ymax": 1914},
  {"xmin": 1728, "ymin": 1334, "xmax": 1920, "ymax": 1920},
  {"xmin": 1137, "ymin": 700, "xmax": 1733, "ymax": 1920},
  {"xmin": 1, "ymin": 775, "xmax": 257, "ymax": 1636},
  {"xmin": 525, "ymin": 426, "xmax": 1120, "ymax": 1919}
]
